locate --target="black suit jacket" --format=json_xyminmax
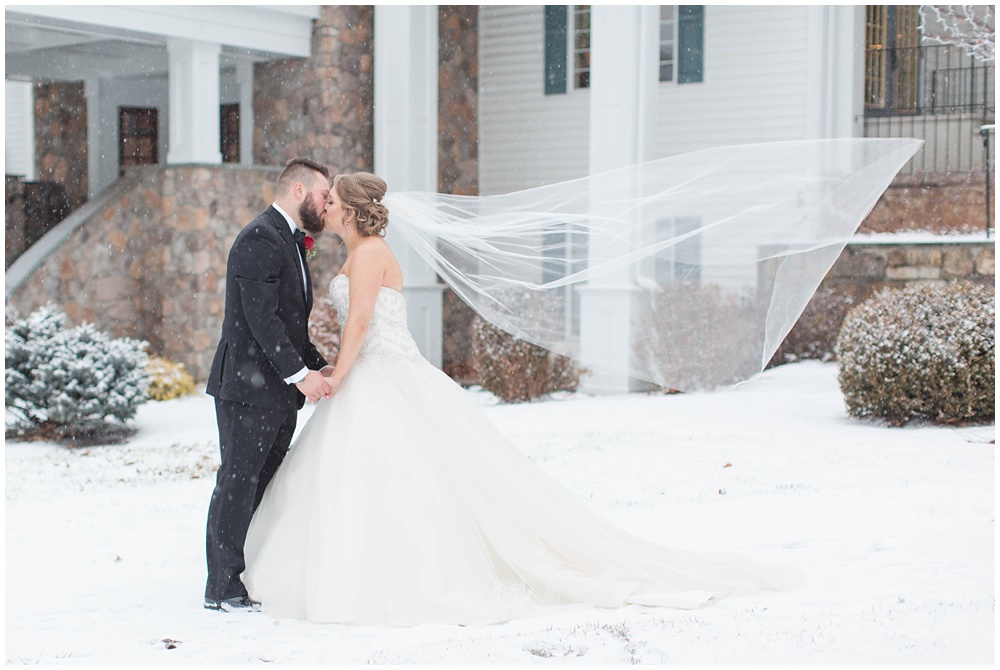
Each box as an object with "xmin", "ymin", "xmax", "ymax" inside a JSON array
[{"xmin": 206, "ymin": 206, "xmax": 328, "ymax": 411}]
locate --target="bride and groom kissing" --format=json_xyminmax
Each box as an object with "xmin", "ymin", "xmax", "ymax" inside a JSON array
[{"xmin": 202, "ymin": 156, "xmax": 787, "ymax": 624}]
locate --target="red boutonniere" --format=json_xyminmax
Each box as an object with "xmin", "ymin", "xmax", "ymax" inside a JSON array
[{"xmin": 304, "ymin": 235, "xmax": 317, "ymax": 260}]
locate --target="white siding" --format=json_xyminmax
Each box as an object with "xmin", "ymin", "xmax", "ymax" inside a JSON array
[
  {"xmin": 654, "ymin": 6, "xmax": 813, "ymax": 156},
  {"xmin": 479, "ymin": 6, "xmax": 820, "ymax": 193},
  {"xmin": 5, "ymin": 80, "xmax": 35, "ymax": 179},
  {"xmin": 478, "ymin": 5, "xmax": 590, "ymax": 195}
]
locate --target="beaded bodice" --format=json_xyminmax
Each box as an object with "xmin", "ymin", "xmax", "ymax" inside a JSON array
[{"xmin": 329, "ymin": 274, "xmax": 423, "ymax": 362}]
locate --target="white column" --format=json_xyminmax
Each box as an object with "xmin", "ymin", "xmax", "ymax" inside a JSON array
[
  {"xmin": 374, "ymin": 5, "xmax": 444, "ymax": 368},
  {"xmin": 236, "ymin": 58, "xmax": 255, "ymax": 166},
  {"xmin": 166, "ymin": 38, "xmax": 222, "ymax": 164},
  {"xmin": 579, "ymin": 5, "xmax": 658, "ymax": 394},
  {"xmin": 84, "ymin": 78, "xmax": 101, "ymax": 197},
  {"xmin": 806, "ymin": 6, "xmax": 865, "ymax": 139}
]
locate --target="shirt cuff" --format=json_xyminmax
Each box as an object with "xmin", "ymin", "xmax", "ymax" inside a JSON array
[{"xmin": 284, "ymin": 367, "xmax": 309, "ymax": 385}]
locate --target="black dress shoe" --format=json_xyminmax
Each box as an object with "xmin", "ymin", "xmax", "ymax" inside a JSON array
[{"xmin": 204, "ymin": 595, "xmax": 261, "ymax": 612}]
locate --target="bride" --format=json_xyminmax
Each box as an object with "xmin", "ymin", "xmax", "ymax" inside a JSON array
[{"xmin": 241, "ymin": 172, "xmax": 791, "ymax": 625}]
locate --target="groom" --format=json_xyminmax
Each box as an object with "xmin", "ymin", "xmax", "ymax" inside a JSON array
[{"xmin": 204, "ymin": 157, "xmax": 334, "ymax": 611}]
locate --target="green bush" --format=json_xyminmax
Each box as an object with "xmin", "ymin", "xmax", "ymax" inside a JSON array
[
  {"xmin": 836, "ymin": 281, "xmax": 994, "ymax": 426},
  {"xmin": 146, "ymin": 356, "xmax": 196, "ymax": 401},
  {"xmin": 6, "ymin": 305, "xmax": 150, "ymax": 441}
]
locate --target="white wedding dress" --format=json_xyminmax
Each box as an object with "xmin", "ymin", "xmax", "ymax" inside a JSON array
[{"xmin": 242, "ymin": 274, "xmax": 789, "ymax": 625}]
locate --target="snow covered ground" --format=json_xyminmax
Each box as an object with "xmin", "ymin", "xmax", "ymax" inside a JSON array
[{"xmin": 5, "ymin": 361, "xmax": 994, "ymax": 664}]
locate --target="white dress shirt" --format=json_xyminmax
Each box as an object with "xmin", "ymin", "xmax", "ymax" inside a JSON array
[{"xmin": 271, "ymin": 203, "xmax": 309, "ymax": 386}]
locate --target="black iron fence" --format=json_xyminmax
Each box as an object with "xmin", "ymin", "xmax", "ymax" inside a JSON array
[{"xmin": 864, "ymin": 44, "xmax": 995, "ymax": 174}]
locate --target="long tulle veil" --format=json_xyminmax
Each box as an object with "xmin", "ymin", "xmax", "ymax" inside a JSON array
[{"xmin": 383, "ymin": 138, "xmax": 922, "ymax": 391}]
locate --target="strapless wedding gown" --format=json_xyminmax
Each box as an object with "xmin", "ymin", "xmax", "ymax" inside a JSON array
[{"xmin": 242, "ymin": 274, "xmax": 789, "ymax": 625}]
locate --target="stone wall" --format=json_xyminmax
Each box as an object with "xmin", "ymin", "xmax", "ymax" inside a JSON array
[
  {"xmin": 822, "ymin": 240, "xmax": 995, "ymax": 302},
  {"xmin": 859, "ymin": 173, "xmax": 995, "ymax": 235},
  {"xmin": 9, "ymin": 165, "xmax": 346, "ymax": 380},
  {"xmin": 439, "ymin": 6, "xmax": 479, "ymax": 196},
  {"xmin": 254, "ymin": 6, "xmax": 374, "ymax": 174},
  {"xmin": 34, "ymin": 81, "xmax": 88, "ymax": 212},
  {"xmin": 438, "ymin": 6, "xmax": 481, "ymax": 382}
]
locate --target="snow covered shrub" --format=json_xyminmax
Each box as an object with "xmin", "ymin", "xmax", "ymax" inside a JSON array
[
  {"xmin": 5, "ymin": 305, "xmax": 151, "ymax": 440},
  {"xmin": 471, "ymin": 316, "xmax": 583, "ymax": 402},
  {"xmin": 309, "ymin": 293, "xmax": 342, "ymax": 365},
  {"xmin": 146, "ymin": 355, "xmax": 196, "ymax": 401},
  {"xmin": 836, "ymin": 282, "xmax": 994, "ymax": 426},
  {"xmin": 634, "ymin": 283, "xmax": 761, "ymax": 391},
  {"xmin": 768, "ymin": 288, "xmax": 855, "ymax": 368}
]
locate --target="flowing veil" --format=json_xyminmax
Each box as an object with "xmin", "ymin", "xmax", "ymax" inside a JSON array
[{"xmin": 383, "ymin": 138, "xmax": 922, "ymax": 391}]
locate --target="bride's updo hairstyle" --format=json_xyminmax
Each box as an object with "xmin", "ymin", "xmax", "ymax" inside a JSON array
[{"xmin": 334, "ymin": 172, "xmax": 390, "ymax": 238}]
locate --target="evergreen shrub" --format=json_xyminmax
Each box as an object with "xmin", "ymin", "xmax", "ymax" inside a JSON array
[
  {"xmin": 836, "ymin": 281, "xmax": 994, "ymax": 426},
  {"xmin": 5, "ymin": 305, "xmax": 150, "ymax": 441},
  {"xmin": 146, "ymin": 356, "xmax": 196, "ymax": 401}
]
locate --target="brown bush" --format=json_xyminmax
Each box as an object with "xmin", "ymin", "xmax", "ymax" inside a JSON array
[
  {"xmin": 443, "ymin": 288, "xmax": 478, "ymax": 384},
  {"xmin": 836, "ymin": 281, "xmax": 994, "ymax": 426},
  {"xmin": 767, "ymin": 288, "xmax": 856, "ymax": 368},
  {"xmin": 308, "ymin": 293, "xmax": 342, "ymax": 364},
  {"xmin": 634, "ymin": 282, "xmax": 762, "ymax": 391},
  {"xmin": 471, "ymin": 315, "xmax": 583, "ymax": 403}
]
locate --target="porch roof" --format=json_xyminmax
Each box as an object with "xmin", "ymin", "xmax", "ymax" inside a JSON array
[{"xmin": 5, "ymin": 5, "xmax": 320, "ymax": 81}]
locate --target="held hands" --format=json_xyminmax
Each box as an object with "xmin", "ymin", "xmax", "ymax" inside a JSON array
[
  {"xmin": 296, "ymin": 370, "xmax": 334, "ymax": 403},
  {"xmin": 319, "ymin": 365, "xmax": 343, "ymax": 396}
]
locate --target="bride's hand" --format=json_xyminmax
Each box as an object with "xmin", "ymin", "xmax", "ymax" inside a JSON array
[
  {"xmin": 326, "ymin": 377, "xmax": 343, "ymax": 396},
  {"xmin": 320, "ymin": 365, "xmax": 335, "ymax": 377}
]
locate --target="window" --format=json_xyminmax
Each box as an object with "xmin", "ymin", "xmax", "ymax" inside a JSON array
[
  {"xmin": 220, "ymin": 104, "xmax": 240, "ymax": 164},
  {"xmin": 119, "ymin": 107, "xmax": 158, "ymax": 176},
  {"xmin": 5, "ymin": 80, "xmax": 35, "ymax": 179},
  {"xmin": 573, "ymin": 5, "xmax": 591, "ymax": 89},
  {"xmin": 544, "ymin": 6, "xmax": 568, "ymax": 95},
  {"xmin": 542, "ymin": 225, "xmax": 588, "ymax": 337},
  {"xmin": 659, "ymin": 6, "xmax": 676, "ymax": 82},
  {"xmin": 654, "ymin": 218, "xmax": 702, "ymax": 283},
  {"xmin": 677, "ymin": 6, "xmax": 704, "ymax": 84},
  {"xmin": 864, "ymin": 5, "xmax": 920, "ymax": 114}
]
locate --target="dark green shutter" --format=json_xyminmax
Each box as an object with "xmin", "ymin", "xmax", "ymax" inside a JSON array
[
  {"xmin": 544, "ymin": 6, "xmax": 568, "ymax": 95},
  {"xmin": 678, "ymin": 5, "xmax": 704, "ymax": 84}
]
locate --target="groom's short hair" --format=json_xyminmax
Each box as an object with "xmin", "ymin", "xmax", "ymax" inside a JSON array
[{"xmin": 276, "ymin": 157, "xmax": 331, "ymax": 196}]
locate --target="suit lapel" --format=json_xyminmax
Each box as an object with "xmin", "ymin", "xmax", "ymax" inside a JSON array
[
  {"xmin": 303, "ymin": 250, "xmax": 314, "ymax": 312},
  {"xmin": 265, "ymin": 206, "xmax": 309, "ymax": 305}
]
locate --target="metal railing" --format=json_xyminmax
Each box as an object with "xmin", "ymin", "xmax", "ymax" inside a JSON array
[
  {"xmin": 864, "ymin": 44, "xmax": 995, "ymax": 174},
  {"xmin": 982, "ymin": 124, "xmax": 995, "ymax": 238}
]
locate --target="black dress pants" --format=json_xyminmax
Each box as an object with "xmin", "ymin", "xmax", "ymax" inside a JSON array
[{"xmin": 205, "ymin": 397, "xmax": 297, "ymax": 601}]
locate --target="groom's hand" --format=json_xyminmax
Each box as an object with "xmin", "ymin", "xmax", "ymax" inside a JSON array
[{"xmin": 296, "ymin": 370, "xmax": 333, "ymax": 403}]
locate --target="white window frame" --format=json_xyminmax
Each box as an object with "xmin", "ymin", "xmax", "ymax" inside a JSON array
[
  {"xmin": 5, "ymin": 79, "xmax": 36, "ymax": 179},
  {"xmin": 658, "ymin": 6, "xmax": 676, "ymax": 83},
  {"xmin": 572, "ymin": 5, "xmax": 591, "ymax": 90}
]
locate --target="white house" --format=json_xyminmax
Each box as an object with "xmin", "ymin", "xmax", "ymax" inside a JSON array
[
  {"xmin": 6, "ymin": 5, "xmax": 989, "ymax": 393},
  {"xmin": 476, "ymin": 5, "xmax": 865, "ymax": 392}
]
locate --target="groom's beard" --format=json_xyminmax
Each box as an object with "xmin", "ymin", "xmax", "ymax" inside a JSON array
[{"xmin": 299, "ymin": 199, "xmax": 325, "ymax": 234}]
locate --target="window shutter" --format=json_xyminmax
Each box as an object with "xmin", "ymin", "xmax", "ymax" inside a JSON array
[
  {"xmin": 544, "ymin": 5, "xmax": 568, "ymax": 95},
  {"xmin": 677, "ymin": 5, "xmax": 704, "ymax": 84}
]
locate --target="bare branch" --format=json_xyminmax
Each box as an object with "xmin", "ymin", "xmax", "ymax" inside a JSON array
[{"xmin": 920, "ymin": 5, "xmax": 996, "ymax": 62}]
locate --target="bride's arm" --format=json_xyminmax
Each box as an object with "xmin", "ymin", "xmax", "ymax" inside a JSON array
[{"xmin": 327, "ymin": 244, "xmax": 387, "ymax": 393}]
